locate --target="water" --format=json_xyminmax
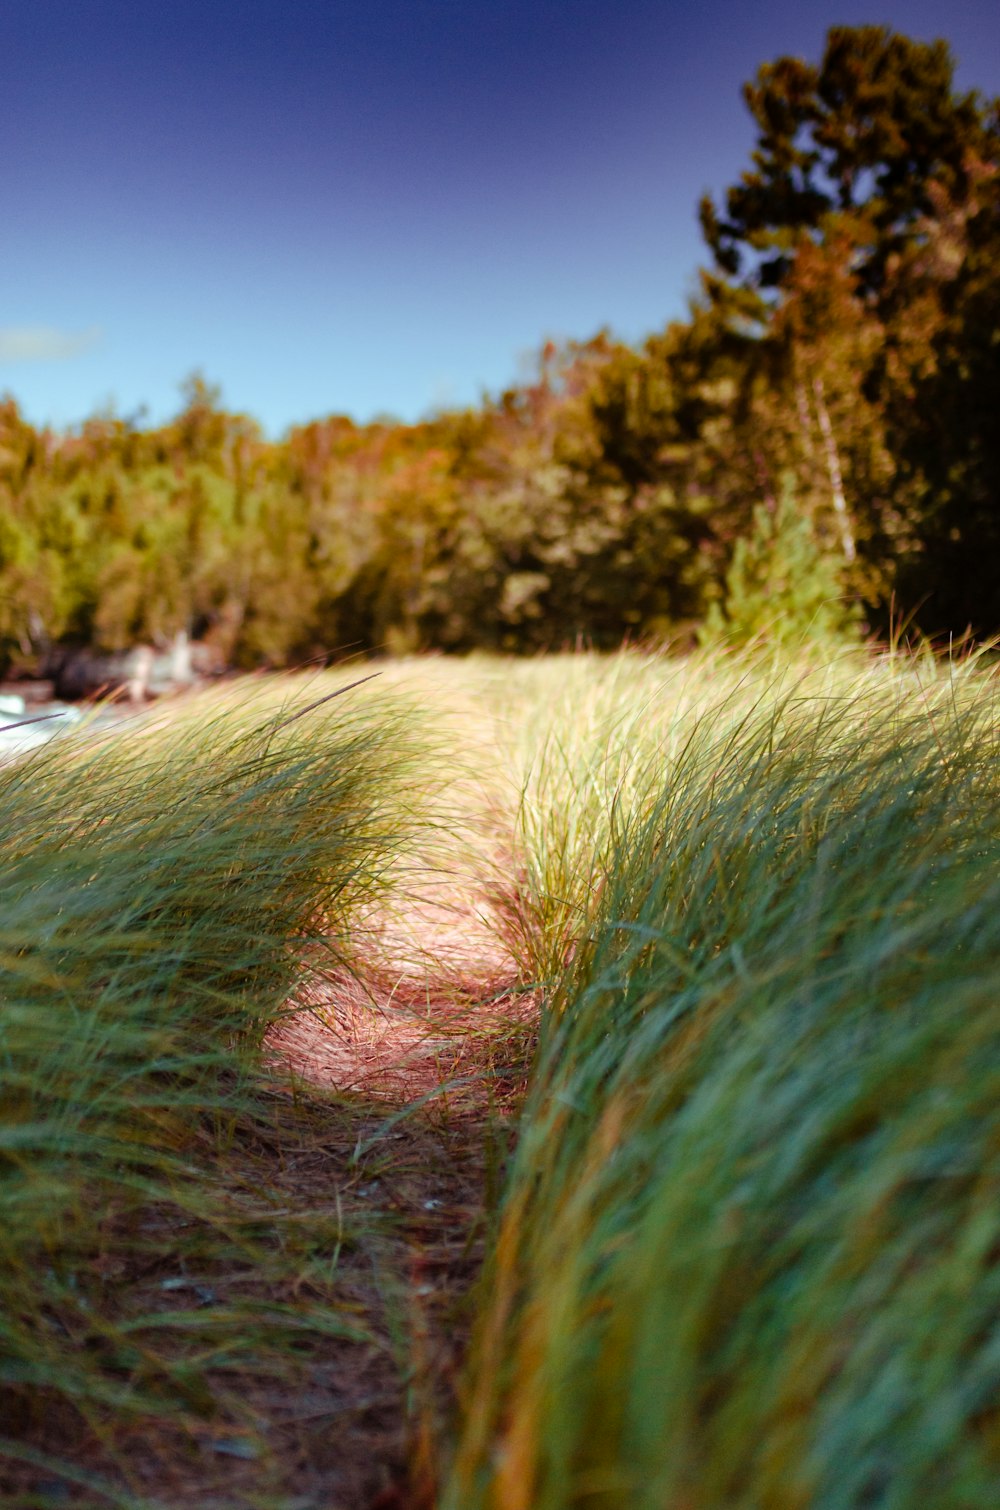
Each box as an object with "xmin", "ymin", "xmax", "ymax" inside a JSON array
[{"xmin": 0, "ymin": 695, "xmax": 118, "ymax": 755}]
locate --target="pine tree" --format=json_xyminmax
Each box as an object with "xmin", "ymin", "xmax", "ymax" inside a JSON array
[{"xmin": 707, "ymin": 477, "xmax": 858, "ymax": 649}]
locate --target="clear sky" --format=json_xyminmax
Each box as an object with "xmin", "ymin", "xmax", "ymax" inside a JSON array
[{"xmin": 2, "ymin": 0, "xmax": 998, "ymax": 436}]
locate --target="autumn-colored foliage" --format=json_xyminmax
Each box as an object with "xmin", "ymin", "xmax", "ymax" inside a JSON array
[{"xmin": 1, "ymin": 25, "xmax": 997, "ymax": 675}]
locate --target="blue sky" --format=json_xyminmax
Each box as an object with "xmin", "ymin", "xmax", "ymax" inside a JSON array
[{"xmin": 2, "ymin": 0, "xmax": 998, "ymax": 436}]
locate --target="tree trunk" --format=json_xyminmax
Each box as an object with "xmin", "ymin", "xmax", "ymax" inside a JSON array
[{"xmin": 811, "ymin": 376, "xmax": 856, "ymax": 564}]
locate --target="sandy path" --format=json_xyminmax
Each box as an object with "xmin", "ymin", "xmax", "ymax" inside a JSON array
[
  {"xmin": 246, "ymin": 771, "xmax": 539, "ymax": 1505},
  {"xmin": 266, "ymin": 872, "xmax": 534, "ymax": 1105},
  {"xmin": 267, "ymin": 673, "xmax": 537, "ymax": 1109}
]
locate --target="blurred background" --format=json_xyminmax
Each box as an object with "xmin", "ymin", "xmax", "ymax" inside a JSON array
[{"xmin": 1, "ymin": 0, "xmax": 998, "ymax": 683}]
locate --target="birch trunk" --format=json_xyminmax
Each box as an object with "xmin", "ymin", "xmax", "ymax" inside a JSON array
[{"xmin": 811, "ymin": 376, "xmax": 856, "ymax": 564}]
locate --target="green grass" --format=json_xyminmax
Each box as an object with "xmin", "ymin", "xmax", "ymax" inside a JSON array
[
  {"xmin": 5, "ymin": 647, "xmax": 1000, "ymax": 1508},
  {"xmin": 0, "ymin": 675, "xmax": 425, "ymax": 1501},
  {"xmin": 445, "ymin": 648, "xmax": 1000, "ymax": 1509}
]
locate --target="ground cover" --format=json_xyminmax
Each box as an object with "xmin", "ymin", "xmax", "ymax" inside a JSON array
[
  {"xmin": 4, "ymin": 648, "xmax": 999, "ymax": 1508},
  {"xmin": 0, "ymin": 673, "xmax": 488, "ymax": 1507},
  {"xmin": 445, "ymin": 649, "xmax": 1000, "ymax": 1509}
]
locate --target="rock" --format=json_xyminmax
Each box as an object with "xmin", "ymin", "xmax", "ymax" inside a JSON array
[
  {"xmin": 46, "ymin": 633, "xmax": 221, "ymax": 702},
  {"xmin": 48, "ymin": 647, "xmax": 145, "ymax": 701}
]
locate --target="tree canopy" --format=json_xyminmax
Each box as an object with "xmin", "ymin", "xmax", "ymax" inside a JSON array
[{"xmin": 1, "ymin": 25, "xmax": 997, "ymax": 678}]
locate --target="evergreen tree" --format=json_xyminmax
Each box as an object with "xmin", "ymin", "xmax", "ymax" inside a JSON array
[
  {"xmin": 699, "ymin": 25, "xmax": 1000, "ymax": 636},
  {"xmin": 706, "ymin": 478, "xmax": 858, "ymax": 649},
  {"xmin": 700, "ymin": 26, "xmax": 993, "ymax": 307}
]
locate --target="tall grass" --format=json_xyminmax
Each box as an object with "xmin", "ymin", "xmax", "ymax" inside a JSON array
[
  {"xmin": 491, "ymin": 646, "xmax": 870, "ymax": 983},
  {"xmin": 0, "ymin": 677, "xmax": 421, "ymax": 1497},
  {"xmin": 446, "ymin": 650, "xmax": 1000, "ymax": 1508},
  {"xmin": 8, "ymin": 649, "xmax": 999, "ymax": 1506}
]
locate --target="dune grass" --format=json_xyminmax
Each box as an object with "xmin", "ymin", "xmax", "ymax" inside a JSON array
[
  {"xmin": 445, "ymin": 647, "xmax": 1000, "ymax": 1509},
  {"xmin": 6, "ymin": 647, "xmax": 1000, "ymax": 1507},
  {"xmin": 0, "ymin": 676, "xmax": 426, "ymax": 1501}
]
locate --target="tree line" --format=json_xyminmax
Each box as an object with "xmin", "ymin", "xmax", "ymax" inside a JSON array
[{"xmin": 2, "ymin": 24, "xmax": 998, "ymax": 676}]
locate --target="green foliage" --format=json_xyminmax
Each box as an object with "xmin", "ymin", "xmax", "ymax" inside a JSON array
[
  {"xmin": 706, "ymin": 478, "xmax": 858, "ymax": 647},
  {"xmin": 700, "ymin": 26, "xmax": 991, "ymax": 299},
  {"xmin": 447, "ymin": 650, "xmax": 1000, "ymax": 1510},
  {"xmin": 698, "ymin": 25, "xmax": 1000, "ymax": 637},
  {"xmin": 888, "ymin": 161, "xmax": 1000, "ymax": 632},
  {"xmin": 1, "ymin": 27, "xmax": 998, "ymax": 664}
]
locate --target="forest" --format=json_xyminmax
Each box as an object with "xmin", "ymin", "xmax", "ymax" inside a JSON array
[{"xmin": 1, "ymin": 23, "xmax": 998, "ymax": 675}]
